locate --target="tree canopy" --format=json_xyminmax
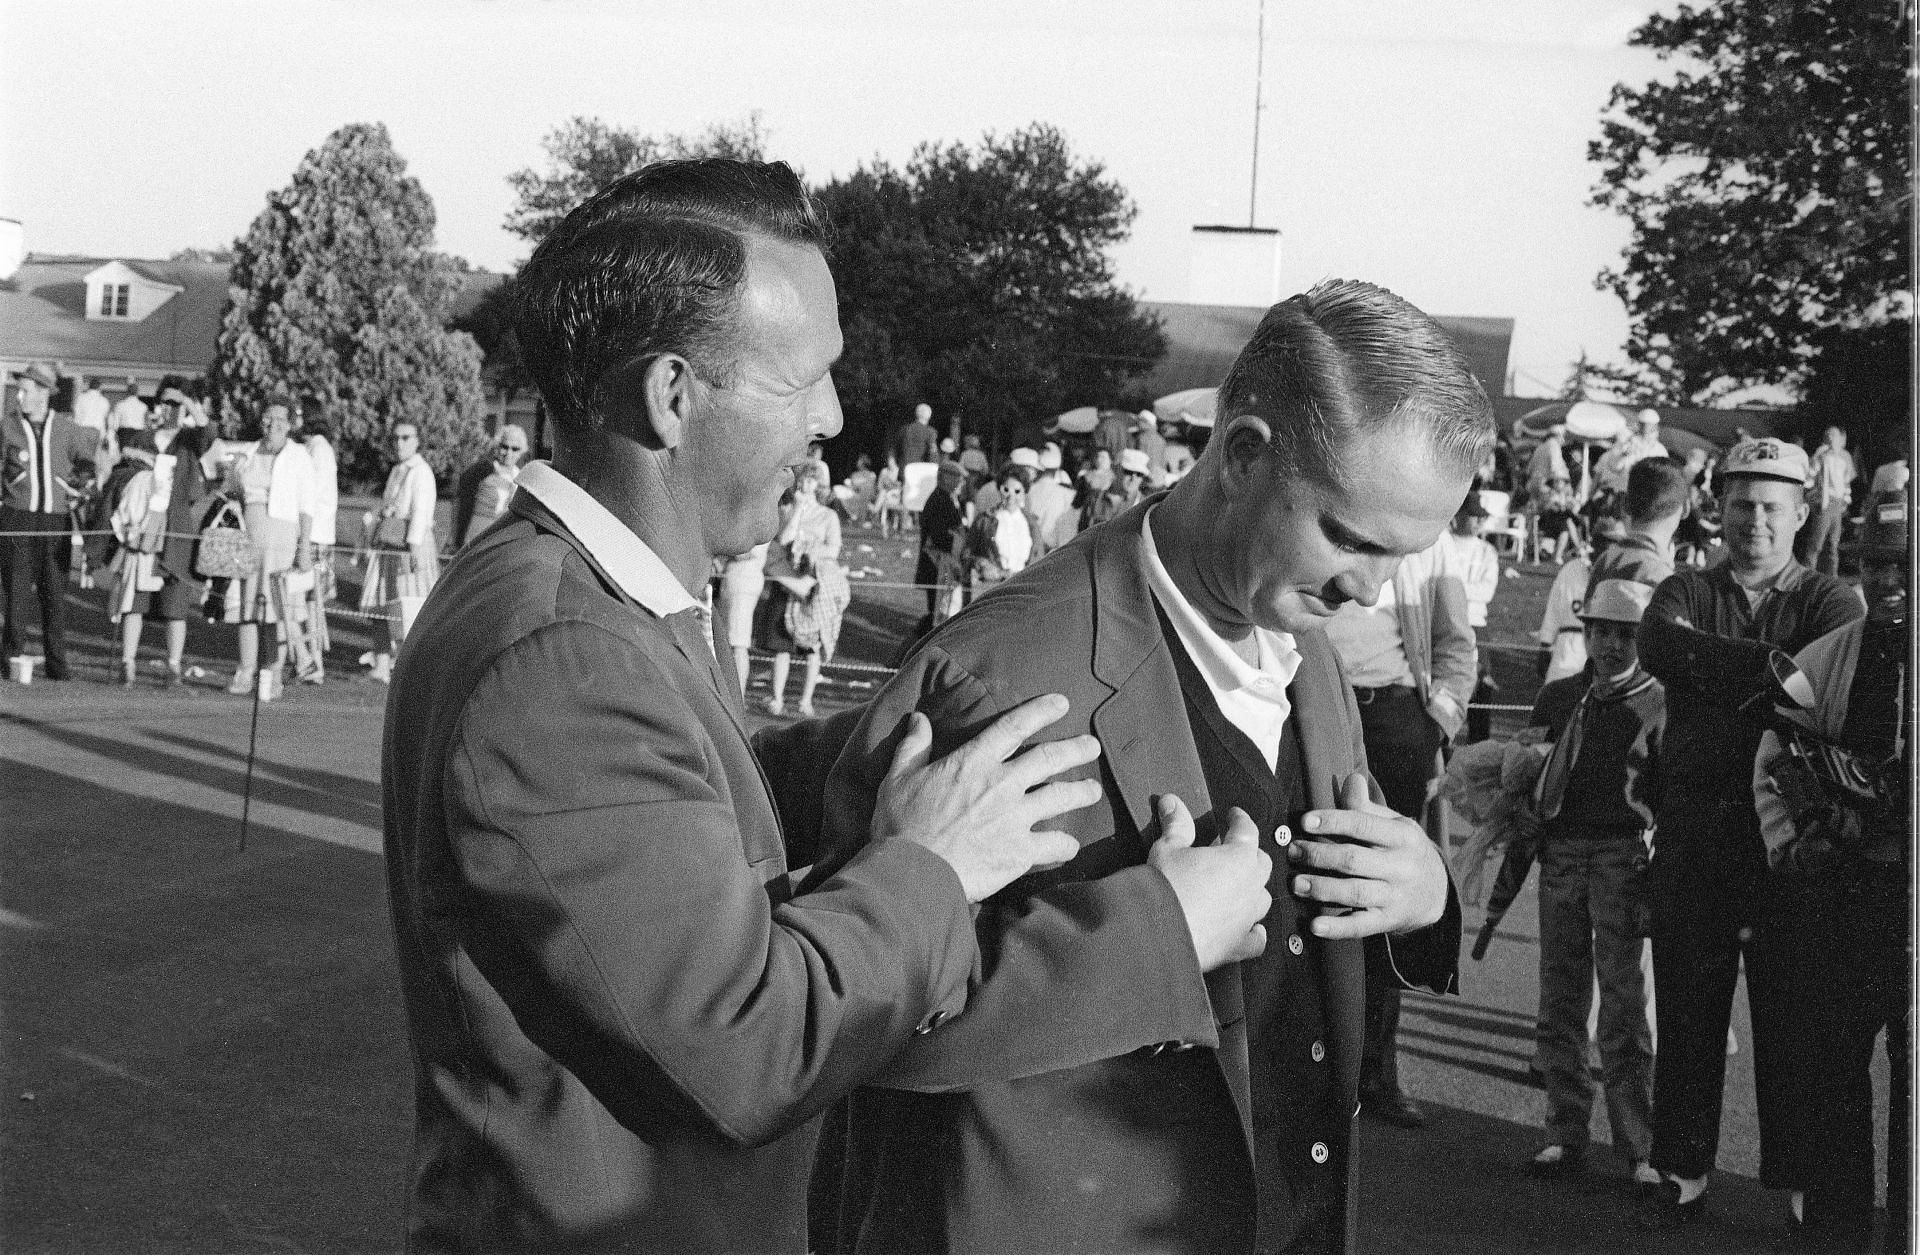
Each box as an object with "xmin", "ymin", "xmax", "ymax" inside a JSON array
[
  {"xmin": 504, "ymin": 115, "xmax": 769, "ymax": 247},
  {"xmin": 210, "ymin": 122, "xmax": 487, "ymax": 485},
  {"xmin": 1589, "ymin": 1, "xmax": 1910, "ymax": 408},
  {"xmin": 816, "ymin": 124, "xmax": 1165, "ymax": 460}
]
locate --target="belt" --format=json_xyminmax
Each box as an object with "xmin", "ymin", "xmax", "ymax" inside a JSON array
[{"xmin": 1352, "ymin": 684, "xmax": 1416, "ymax": 705}]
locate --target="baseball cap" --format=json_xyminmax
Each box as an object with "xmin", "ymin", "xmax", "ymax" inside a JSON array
[
  {"xmin": 1856, "ymin": 491, "xmax": 1909, "ymax": 558},
  {"xmin": 1722, "ymin": 437, "xmax": 1811, "ymax": 486},
  {"xmin": 1039, "ymin": 442, "xmax": 1062, "ymax": 471},
  {"xmin": 1118, "ymin": 448, "xmax": 1151, "ymax": 476},
  {"xmin": 1008, "ymin": 447, "xmax": 1041, "ymax": 469},
  {"xmin": 1580, "ymin": 578, "xmax": 1654, "ymax": 625}
]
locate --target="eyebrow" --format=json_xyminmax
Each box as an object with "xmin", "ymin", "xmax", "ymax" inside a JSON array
[{"xmin": 1321, "ymin": 513, "xmax": 1394, "ymax": 556}]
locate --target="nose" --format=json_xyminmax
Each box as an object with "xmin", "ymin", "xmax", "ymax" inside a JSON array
[
  {"xmin": 809, "ymin": 374, "xmax": 845, "ymax": 441},
  {"xmin": 1332, "ymin": 555, "xmax": 1399, "ymax": 607}
]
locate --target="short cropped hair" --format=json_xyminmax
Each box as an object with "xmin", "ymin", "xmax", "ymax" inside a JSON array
[
  {"xmin": 1624, "ymin": 456, "xmax": 1690, "ymax": 524},
  {"xmin": 513, "ymin": 158, "xmax": 829, "ymax": 434},
  {"xmin": 1216, "ymin": 279, "xmax": 1494, "ymax": 490}
]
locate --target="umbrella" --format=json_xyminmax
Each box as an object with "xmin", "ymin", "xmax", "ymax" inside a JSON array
[
  {"xmin": 1153, "ymin": 387, "xmax": 1218, "ymax": 428},
  {"xmin": 1470, "ymin": 835, "xmax": 1539, "ymax": 960},
  {"xmin": 1049, "ymin": 405, "xmax": 1099, "ymax": 434}
]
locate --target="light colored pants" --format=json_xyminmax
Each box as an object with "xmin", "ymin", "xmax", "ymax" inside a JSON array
[{"xmin": 1537, "ymin": 831, "xmax": 1654, "ymax": 1161}]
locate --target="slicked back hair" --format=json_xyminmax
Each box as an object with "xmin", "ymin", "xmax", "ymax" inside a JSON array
[
  {"xmin": 513, "ymin": 158, "xmax": 829, "ymax": 434},
  {"xmin": 1624, "ymin": 456, "xmax": 1691, "ymax": 524},
  {"xmin": 1215, "ymin": 279, "xmax": 1494, "ymax": 491}
]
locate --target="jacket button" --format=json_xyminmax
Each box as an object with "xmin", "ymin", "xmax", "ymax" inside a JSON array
[
  {"xmin": 1288, "ymin": 934, "xmax": 1305, "ymax": 956},
  {"xmin": 1275, "ymin": 824, "xmax": 1292, "ymax": 847},
  {"xmin": 1311, "ymin": 1141, "xmax": 1330, "ymax": 1164},
  {"xmin": 1311, "ymin": 1040, "xmax": 1325, "ymax": 1063}
]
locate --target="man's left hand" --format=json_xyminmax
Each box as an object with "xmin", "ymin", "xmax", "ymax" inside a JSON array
[{"xmin": 1286, "ymin": 771, "xmax": 1449, "ymax": 940}]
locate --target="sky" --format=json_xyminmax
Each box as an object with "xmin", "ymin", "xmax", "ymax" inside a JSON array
[{"xmin": 0, "ymin": 0, "xmax": 1668, "ymax": 397}]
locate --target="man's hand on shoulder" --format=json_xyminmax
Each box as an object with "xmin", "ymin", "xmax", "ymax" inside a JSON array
[
  {"xmin": 871, "ymin": 694, "xmax": 1101, "ymax": 902},
  {"xmin": 1148, "ymin": 797, "xmax": 1272, "ymax": 971},
  {"xmin": 1286, "ymin": 772, "xmax": 1448, "ymax": 939}
]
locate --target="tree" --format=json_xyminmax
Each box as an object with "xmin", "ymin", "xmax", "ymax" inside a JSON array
[
  {"xmin": 504, "ymin": 114, "xmax": 768, "ymax": 247},
  {"xmin": 210, "ymin": 122, "xmax": 487, "ymax": 486},
  {"xmin": 816, "ymin": 124, "xmax": 1165, "ymax": 461},
  {"xmin": 1589, "ymin": 1, "xmax": 1911, "ymax": 406}
]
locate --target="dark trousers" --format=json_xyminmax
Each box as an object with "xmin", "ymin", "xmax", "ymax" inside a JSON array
[
  {"xmin": 1749, "ymin": 866, "xmax": 1911, "ymax": 1252},
  {"xmin": 1646, "ymin": 817, "xmax": 1767, "ymax": 1180},
  {"xmin": 1352, "ymin": 684, "xmax": 1443, "ymax": 1096},
  {"xmin": 1, "ymin": 508, "xmax": 71, "ymax": 676}
]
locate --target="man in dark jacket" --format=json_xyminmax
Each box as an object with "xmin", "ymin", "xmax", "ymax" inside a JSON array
[
  {"xmin": 2, "ymin": 362, "xmax": 89, "ymax": 679},
  {"xmin": 1635, "ymin": 437, "xmax": 1865, "ymax": 1228}
]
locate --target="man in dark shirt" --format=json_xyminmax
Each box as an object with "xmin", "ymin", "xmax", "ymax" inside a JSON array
[
  {"xmin": 893, "ymin": 402, "xmax": 939, "ymax": 467},
  {"xmin": 1635, "ymin": 437, "xmax": 1865, "ymax": 1228},
  {"xmin": 913, "ymin": 460, "xmax": 967, "ymax": 622},
  {"xmin": 1587, "ymin": 456, "xmax": 1688, "ymax": 598}
]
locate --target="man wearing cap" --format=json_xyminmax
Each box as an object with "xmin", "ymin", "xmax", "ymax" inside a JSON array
[
  {"xmin": 1528, "ymin": 423, "xmax": 1571, "ymax": 501},
  {"xmin": 1597, "ymin": 411, "xmax": 1668, "ymax": 496},
  {"xmin": 915, "ymin": 459, "xmax": 969, "ymax": 624},
  {"xmin": 1083, "ymin": 446, "xmax": 1152, "ymax": 529},
  {"xmin": 1635, "ymin": 436, "xmax": 1865, "ymax": 1228},
  {"xmin": 1131, "ymin": 410, "xmax": 1168, "ymax": 485},
  {"xmin": 1522, "ymin": 577, "xmax": 1665, "ymax": 1187},
  {"xmin": 1027, "ymin": 443, "xmax": 1078, "ymax": 557},
  {"xmin": 893, "ymin": 402, "xmax": 939, "ymax": 468},
  {"xmin": 1798, "ymin": 425, "xmax": 1856, "ymax": 577},
  {"xmin": 2, "ymin": 364, "xmax": 88, "ymax": 679},
  {"xmin": 1159, "ymin": 419, "xmax": 1197, "ymax": 484},
  {"xmin": 1751, "ymin": 489, "xmax": 1910, "ymax": 1253}
]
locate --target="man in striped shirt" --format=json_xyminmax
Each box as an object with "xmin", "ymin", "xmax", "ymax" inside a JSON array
[{"xmin": 2, "ymin": 362, "xmax": 88, "ymax": 680}]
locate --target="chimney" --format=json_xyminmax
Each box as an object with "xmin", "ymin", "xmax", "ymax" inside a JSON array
[{"xmin": 1187, "ymin": 224, "xmax": 1282, "ymax": 307}]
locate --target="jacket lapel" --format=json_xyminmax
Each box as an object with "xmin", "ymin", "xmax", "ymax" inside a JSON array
[{"xmin": 1086, "ymin": 502, "xmax": 1254, "ymax": 1147}]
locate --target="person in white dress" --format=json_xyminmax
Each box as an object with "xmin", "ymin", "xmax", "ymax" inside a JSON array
[
  {"xmin": 359, "ymin": 423, "xmax": 439, "ymax": 683},
  {"xmin": 218, "ymin": 403, "xmax": 319, "ymax": 691}
]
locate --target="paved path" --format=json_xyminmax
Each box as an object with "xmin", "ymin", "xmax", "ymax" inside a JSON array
[{"xmin": 1, "ymin": 680, "xmax": 1894, "ymax": 1252}]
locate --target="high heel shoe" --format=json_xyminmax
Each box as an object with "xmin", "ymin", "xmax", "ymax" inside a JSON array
[{"xmin": 120, "ymin": 660, "xmax": 138, "ymax": 688}]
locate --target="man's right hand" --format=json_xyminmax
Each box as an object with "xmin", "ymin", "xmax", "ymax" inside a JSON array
[
  {"xmin": 871, "ymin": 694, "xmax": 1101, "ymax": 902},
  {"xmin": 1148, "ymin": 796, "xmax": 1271, "ymax": 971}
]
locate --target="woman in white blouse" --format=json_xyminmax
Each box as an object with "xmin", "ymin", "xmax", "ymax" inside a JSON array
[
  {"xmin": 359, "ymin": 422, "xmax": 439, "ymax": 682},
  {"xmin": 299, "ymin": 407, "xmax": 340, "ymax": 589},
  {"xmin": 217, "ymin": 402, "xmax": 319, "ymax": 691}
]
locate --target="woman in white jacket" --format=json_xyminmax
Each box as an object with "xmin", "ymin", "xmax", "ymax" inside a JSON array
[
  {"xmin": 358, "ymin": 422, "xmax": 439, "ymax": 682},
  {"xmin": 217, "ymin": 402, "xmax": 319, "ymax": 690}
]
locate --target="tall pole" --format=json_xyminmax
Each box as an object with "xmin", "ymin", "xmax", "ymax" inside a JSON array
[{"xmin": 1249, "ymin": 0, "xmax": 1266, "ymax": 227}]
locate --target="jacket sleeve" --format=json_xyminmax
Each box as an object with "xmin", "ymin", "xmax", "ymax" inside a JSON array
[
  {"xmin": 803, "ymin": 643, "xmax": 1218, "ymax": 1092},
  {"xmin": 437, "ymin": 621, "xmax": 978, "ymax": 1147},
  {"xmin": 1638, "ymin": 573, "xmax": 1777, "ymax": 706},
  {"xmin": 1425, "ymin": 572, "xmax": 1478, "ymax": 739}
]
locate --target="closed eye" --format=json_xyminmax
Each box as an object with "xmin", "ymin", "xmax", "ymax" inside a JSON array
[{"xmin": 1322, "ymin": 515, "xmax": 1392, "ymax": 556}]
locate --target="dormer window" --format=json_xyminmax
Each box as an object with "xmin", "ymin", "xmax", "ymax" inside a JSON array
[{"xmin": 99, "ymin": 283, "xmax": 130, "ymax": 318}]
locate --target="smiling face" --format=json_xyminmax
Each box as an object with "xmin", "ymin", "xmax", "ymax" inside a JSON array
[
  {"xmin": 262, "ymin": 404, "xmax": 292, "ymax": 451},
  {"xmin": 14, "ymin": 377, "xmax": 48, "ymax": 420},
  {"xmin": 1209, "ymin": 418, "xmax": 1471, "ymax": 635},
  {"xmin": 679, "ymin": 235, "xmax": 844, "ymax": 557},
  {"xmin": 1721, "ymin": 476, "xmax": 1809, "ymax": 573},
  {"xmin": 1861, "ymin": 553, "xmax": 1909, "ymax": 624}
]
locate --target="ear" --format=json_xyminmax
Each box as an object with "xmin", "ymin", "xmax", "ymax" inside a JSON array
[
  {"xmin": 597, "ymin": 355, "xmax": 697, "ymax": 451},
  {"xmin": 1215, "ymin": 412, "xmax": 1275, "ymax": 501}
]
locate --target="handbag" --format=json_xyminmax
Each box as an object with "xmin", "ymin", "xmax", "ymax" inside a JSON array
[
  {"xmin": 763, "ymin": 543, "xmax": 816, "ymax": 599},
  {"xmin": 193, "ymin": 501, "xmax": 254, "ymax": 579},
  {"xmin": 373, "ymin": 514, "xmax": 411, "ymax": 549}
]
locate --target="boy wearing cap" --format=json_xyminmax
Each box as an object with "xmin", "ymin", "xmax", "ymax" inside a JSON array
[
  {"xmin": 1521, "ymin": 578, "xmax": 1664, "ymax": 1186},
  {"xmin": 2, "ymin": 363, "xmax": 88, "ymax": 679},
  {"xmin": 1635, "ymin": 437, "xmax": 1865, "ymax": 1228},
  {"xmin": 1750, "ymin": 489, "xmax": 1910, "ymax": 1253}
]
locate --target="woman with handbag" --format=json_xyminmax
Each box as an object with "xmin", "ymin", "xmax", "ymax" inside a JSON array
[
  {"xmin": 358, "ymin": 422, "xmax": 439, "ymax": 683},
  {"xmin": 120, "ymin": 395, "xmax": 217, "ymax": 688},
  {"xmin": 215, "ymin": 402, "xmax": 319, "ymax": 692},
  {"xmin": 753, "ymin": 466, "xmax": 847, "ymax": 717},
  {"xmin": 101, "ymin": 429, "xmax": 173, "ymax": 686}
]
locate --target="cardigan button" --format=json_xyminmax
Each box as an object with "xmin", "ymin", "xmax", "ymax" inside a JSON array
[
  {"xmin": 1288, "ymin": 934, "xmax": 1305, "ymax": 956},
  {"xmin": 1311, "ymin": 1141, "xmax": 1330, "ymax": 1165},
  {"xmin": 1275, "ymin": 825, "xmax": 1292, "ymax": 847},
  {"xmin": 1311, "ymin": 1039, "xmax": 1325, "ymax": 1063}
]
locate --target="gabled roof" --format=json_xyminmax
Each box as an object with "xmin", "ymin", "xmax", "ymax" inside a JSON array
[
  {"xmin": 0, "ymin": 255, "xmax": 228, "ymax": 375},
  {"xmin": 1138, "ymin": 301, "xmax": 1515, "ymax": 401}
]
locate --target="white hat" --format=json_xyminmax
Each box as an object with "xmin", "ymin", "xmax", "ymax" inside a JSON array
[
  {"xmin": 1136, "ymin": 410, "xmax": 1157, "ymax": 429},
  {"xmin": 1636, "ymin": 408, "xmax": 1661, "ymax": 427},
  {"xmin": 1117, "ymin": 448, "xmax": 1151, "ymax": 476},
  {"xmin": 1008, "ymin": 447, "xmax": 1041, "ymax": 469},
  {"xmin": 1580, "ymin": 578, "xmax": 1654, "ymax": 625},
  {"xmin": 1039, "ymin": 442, "xmax": 1062, "ymax": 470},
  {"xmin": 1723, "ymin": 437, "xmax": 1811, "ymax": 485}
]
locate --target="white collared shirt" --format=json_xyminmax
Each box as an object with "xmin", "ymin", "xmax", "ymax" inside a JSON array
[
  {"xmin": 1141, "ymin": 507, "xmax": 1301, "ymax": 770},
  {"xmin": 514, "ymin": 462, "xmax": 700, "ymax": 620}
]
